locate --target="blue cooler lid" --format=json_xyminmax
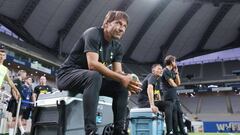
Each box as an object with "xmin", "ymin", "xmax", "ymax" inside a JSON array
[{"xmin": 130, "ymin": 108, "xmax": 163, "ymax": 119}]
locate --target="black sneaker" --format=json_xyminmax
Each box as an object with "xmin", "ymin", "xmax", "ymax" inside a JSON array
[
  {"xmin": 87, "ymin": 129, "xmax": 99, "ymax": 135},
  {"xmin": 89, "ymin": 131, "xmax": 99, "ymax": 135},
  {"xmin": 166, "ymin": 131, "xmax": 175, "ymax": 135},
  {"xmin": 113, "ymin": 129, "xmax": 128, "ymax": 135}
]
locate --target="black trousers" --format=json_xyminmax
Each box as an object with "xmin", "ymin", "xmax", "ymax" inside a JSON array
[
  {"xmin": 138, "ymin": 100, "xmax": 174, "ymax": 133},
  {"xmin": 165, "ymin": 99, "xmax": 179, "ymax": 134},
  {"xmin": 175, "ymin": 100, "xmax": 186, "ymax": 134},
  {"xmin": 57, "ymin": 69, "xmax": 128, "ymax": 134},
  {"xmin": 165, "ymin": 99, "xmax": 187, "ymax": 134}
]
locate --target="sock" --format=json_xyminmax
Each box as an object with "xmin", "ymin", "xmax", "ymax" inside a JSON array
[
  {"xmin": 19, "ymin": 126, "xmax": 25, "ymax": 135},
  {"xmin": 8, "ymin": 128, "xmax": 14, "ymax": 135}
]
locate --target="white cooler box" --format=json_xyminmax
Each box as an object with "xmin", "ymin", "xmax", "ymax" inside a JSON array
[
  {"xmin": 31, "ymin": 91, "xmax": 113, "ymax": 135},
  {"xmin": 130, "ymin": 108, "xmax": 164, "ymax": 135}
]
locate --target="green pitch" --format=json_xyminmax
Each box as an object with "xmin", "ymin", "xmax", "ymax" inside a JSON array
[{"xmin": 189, "ymin": 133, "xmax": 240, "ymax": 135}]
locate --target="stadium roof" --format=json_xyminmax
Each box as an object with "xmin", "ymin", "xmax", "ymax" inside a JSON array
[{"xmin": 0, "ymin": 0, "xmax": 240, "ymax": 64}]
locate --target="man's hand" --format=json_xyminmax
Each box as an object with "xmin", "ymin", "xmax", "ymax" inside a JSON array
[
  {"xmin": 154, "ymin": 94, "xmax": 161, "ymax": 101},
  {"xmin": 150, "ymin": 105, "xmax": 159, "ymax": 114},
  {"xmin": 121, "ymin": 74, "xmax": 142, "ymax": 94},
  {"xmin": 173, "ymin": 66, "xmax": 179, "ymax": 75}
]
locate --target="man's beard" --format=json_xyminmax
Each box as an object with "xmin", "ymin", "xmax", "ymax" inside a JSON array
[
  {"xmin": 112, "ymin": 31, "xmax": 122, "ymax": 40},
  {"xmin": 112, "ymin": 34, "xmax": 121, "ymax": 40}
]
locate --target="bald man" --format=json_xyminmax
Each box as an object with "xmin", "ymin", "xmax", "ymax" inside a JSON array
[{"xmin": 33, "ymin": 76, "xmax": 52, "ymax": 102}]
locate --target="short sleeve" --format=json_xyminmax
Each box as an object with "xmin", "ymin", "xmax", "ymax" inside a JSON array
[
  {"xmin": 113, "ymin": 44, "xmax": 123, "ymax": 62},
  {"xmin": 33, "ymin": 86, "xmax": 38, "ymax": 94},
  {"xmin": 48, "ymin": 86, "xmax": 52, "ymax": 93},
  {"xmin": 83, "ymin": 27, "xmax": 101, "ymax": 53},
  {"xmin": 163, "ymin": 69, "xmax": 172, "ymax": 81},
  {"xmin": 147, "ymin": 74, "xmax": 157, "ymax": 86},
  {"xmin": 3, "ymin": 68, "xmax": 9, "ymax": 81}
]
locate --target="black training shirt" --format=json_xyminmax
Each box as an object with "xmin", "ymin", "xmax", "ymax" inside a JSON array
[
  {"xmin": 59, "ymin": 27, "xmax": 123, "ymax": 71},
  {"xmin": 138, "ymin": 73, "xmax": 161, "ymax": 105},
  {"xmin": 161, "ymin": 68, "xmax": 178, "ymax": 100},
  {"xmin": 12, "ymin": 78, "xmax": 24, "ymax": 99},
  {"xmin": 34, "ymin": 85, "xmax": 52, "ymax": 100}
]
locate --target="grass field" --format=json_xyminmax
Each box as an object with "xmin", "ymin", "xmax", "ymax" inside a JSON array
[{"xmin": 189, "ymin": 133, "xmax": 240, "ymax": 135}]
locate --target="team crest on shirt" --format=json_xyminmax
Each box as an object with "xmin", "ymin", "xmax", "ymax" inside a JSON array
[
  {"xmin": 40, "ymin": 89, "xmax": 48, "ymax": 94},
  {"xmin": 110, "ymin": 52, "xmax": 113, "ymax": 60}
]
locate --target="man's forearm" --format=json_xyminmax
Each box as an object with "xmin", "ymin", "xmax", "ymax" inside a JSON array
[
  {"xmin": 147, "ymin": 88, "xmax": 155, "ymax": 106},
  {"xmin": 117, "ymin": 71, "xmax": 127, "ymax": 75},
  {"xmin": 175, "ymin": 74, "xmax": 181, "ymax": 85},
  {"xmin": 90, "ymin": 61, "xmax": 124, "ymax": 82},
  {"xmin": 11, "ymin": 87, "xmax": 19, "ymax": 100},
  {"xmin": 5, "ymin": 74, "xmax": 20, "ymax": 100},
  {"xmin": 157, "ymin": 93, "xmax": 162, "ymax": 101},
  {"xmin": 32, "ymin": 94, "xmax": 36, "ymax": 102},
  {"xmin": 8, "ymin": 78, "xmax": 19, "ymax": 96},
  {"xmin": 168, "ymin": 79, "xmax": 178, "ymax": 87}
]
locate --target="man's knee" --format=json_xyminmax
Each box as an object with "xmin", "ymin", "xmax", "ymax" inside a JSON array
[
  {"xmin": 114, "ymin": 87, "xmax": 128, "ymax": 100},
  {"xmin": 167, "ymin": 101, "xmax": 174, "ymax": 109},
  {"xmin": 87, "ymin": 71, "xmax": 102, "ymax": 83},
  {"xmin": 124, "ymin": 90, "xmax": 129, "ymax": 99},
  {"xmin": 119, "ymin": 87, "xmax": 128, "ymax": 97}
]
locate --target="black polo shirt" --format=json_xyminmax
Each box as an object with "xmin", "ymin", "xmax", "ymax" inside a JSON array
[
  {"xmin": 161, "ymin": 68, "xmax": 178, "ymax": 100},
  {"xmin": 34, "ymin": 85, "xmax": 52, "ymax": 100},
  {"xmin": 12, "ymin": 78, "xmax": 24, "ymax": 99},
  {"xmin": 59, "ymin": 27, "xmax": 123, "ymax": 72},
  {"xmin": 138, "ymin": 73, "xmax": 161, "ymax": 106}
]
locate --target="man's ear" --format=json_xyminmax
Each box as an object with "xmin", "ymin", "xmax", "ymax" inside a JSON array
[
  {"xmin": 3, "ymin": 53, "xmax": 6, "ymax": 60},
  {"xmin": 103, "ymin": 22, "xmax": 109, "ymax": 28},
  {"xmin": 152, "ymin": 68, "xmax": 155, "ymax": 73}
]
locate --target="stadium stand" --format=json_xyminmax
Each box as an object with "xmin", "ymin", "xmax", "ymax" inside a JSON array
[
  {"xmin": 202, "ymin": 62, "xmax": 223, "ymax": 81},
  {"xmin": 179, "ymin": 61, "xmax": 240, "ymax": 84},
  {"xmin": 230, "ymin": 95, "xmax": 240, "ymax": 113},
  {"xmin": 188, "ymin": 113, "xmax": 240, "ymax": 121},
  {"xmin": 179, "ymin": 94, "xmax": 200, "ymax": 114},
  {"xmin": 178, "ymin": 91, "xmax": 240, "ymax": 121},
  {"xmin": 199, "ymin": 93, "xmax": 228, "ymax": 113},
  {"xmin": 122, "ymin": 63, "xmax": 151, "ymax": 80},
  {"xmin": 180, "ymin": 64, "xmax": 202, "ymax": 81},
  {"xmin": 0, "ymin": 33, "xmax": 62, "ymax": 66},
  {"xmin": 224, "ymin": 60, "xmax": 240, "ymax": 75}
]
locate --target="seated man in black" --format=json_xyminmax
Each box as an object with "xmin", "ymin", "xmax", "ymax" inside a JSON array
[
  {"xmin": 138, "ymin": 64, "xmax": 174, "ymax": 135},
  {"xmin": 56, "ymin": 10, "xmax": 141, "ymax": 135}
]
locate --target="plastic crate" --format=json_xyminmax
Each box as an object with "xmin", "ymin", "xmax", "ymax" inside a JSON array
[{"xmin": 130, "ymin": 108, "xmax": 164, "ymax": 135}]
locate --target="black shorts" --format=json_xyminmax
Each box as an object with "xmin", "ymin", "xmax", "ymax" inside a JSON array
[
  {"xmin": 7, "ymin": 98, "xmax": 18, "ymax": 117},
  {"xmin": 21, "ymin": 107, "xmax": 32, "ymax": 120},
  {"xmin": 7, "ymin": 99, "xmax": 32, "ymax": 119}
]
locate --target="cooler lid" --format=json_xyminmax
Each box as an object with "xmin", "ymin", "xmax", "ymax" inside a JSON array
[{"xmin": 130, "ymin": 108, "xmax": 152, "ymax": 113}]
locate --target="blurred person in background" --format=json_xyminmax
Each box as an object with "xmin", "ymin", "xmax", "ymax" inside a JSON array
[
  {"xmin": 0, "ymin": 45, "xmax": 21, "ymax": 99},
  {"xmin": 6, "ymin": 69, "xmax": 27, "ymax": 135},
  {"xmin": 32, "ymin": 76, "xmax": 52, "ymax": 102},
  {"xmin": 161, "ymin": 55, "xmax": 188, "ymax": 135},
  {"xmin": 0, "ymin": 45, "xmax": 21, "ymax": 135},
  {"xmin": 138, "ymin": 64, "xmax": 174, "ymax": 135},
  {"xmin": 18, "ymin": 76, "xmax": 34, "ymax": 135}
]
